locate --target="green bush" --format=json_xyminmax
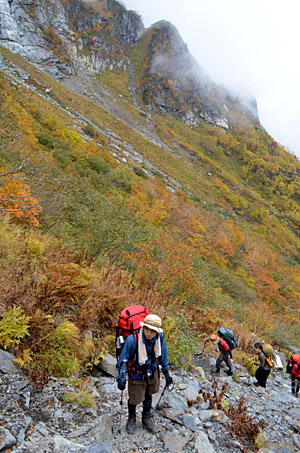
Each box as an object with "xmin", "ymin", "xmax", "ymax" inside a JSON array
[
  {"xmin": 163, "ymin": 311, "xmax": 200, "ymax": 368},
  {"xmin": 36, "ymin": 132, "xmax": 69, "ymax": 150},
  {"xmin": 133, "ymin": 166, "xmax": 148, "ymax": 178},
  {"xmin": 0, "ymin": 306, "xmax": 30, "ymax": 350},
  {"xmin": 86, "ymin": 156, "xmax": 110, "ymax": 174},
  {"xmin": 35, "ymin": 322, "xmax": 94, "ymax": 377},
  {"xmin": 64, "ymin": 384, "xmax": 96, "ymax": 408},
  {"xmin": 83, "ymin": 124, "xmax": 99, "ymax": 138}
]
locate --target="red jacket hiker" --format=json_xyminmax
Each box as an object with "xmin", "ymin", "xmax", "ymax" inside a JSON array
[
  {"xmin": 291, "ymin": 362, "xmax": 300, "ymax": 379},
  {"xmin": 218, "ymin": 338, "xmax": 230, "ymax": 353},
  {"xmin": 209, "ymin": 334, "xmax": 234, "ymax": 376},
  {"xmin": 287, "ymin": 354, "xmax": 300, "ymax": 398}
]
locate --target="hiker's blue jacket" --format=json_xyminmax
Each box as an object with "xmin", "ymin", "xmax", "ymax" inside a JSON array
[{"xmin": 116, "ymin": 330, "xmax": 169, "ymax": 380}]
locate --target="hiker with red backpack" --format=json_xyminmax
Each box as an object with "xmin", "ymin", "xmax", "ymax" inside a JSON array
[
  {"xmin": 209, "ymin": 334, "xmax": 235, "ymax": 376},
  {"xmin": 286, "ymin": 353, "xmax": 300, "ymax": 398},
  {"xmin": 116, "ymin": 312, "xmax": 172, "ymax": 434}
]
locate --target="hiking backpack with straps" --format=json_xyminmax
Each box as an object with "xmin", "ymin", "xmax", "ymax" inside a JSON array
[
  {"xmin": 116, "ymin": 305, "xmax": 150, "ymax": 359},
  {"xmin": 217, "ymin": 327, "xmax": 238, "ymax": 350},
  {"xmin": 286, "ymin": 353, "xmax": 300, "ymax": 373},
  {"xmin": 262, "ymin": 343, "xmax": 276, "ymax": 368}
]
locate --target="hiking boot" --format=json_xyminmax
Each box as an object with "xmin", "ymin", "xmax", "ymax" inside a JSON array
[
  {"xmin": 226, "ymin": 369, "xmax": 233, "ymax": 376},
  {"xmin": 142, "ymin": 412, "xmax": 159, "ymax": 434},
  {"xmin": 126, "ymin": 414, "xmax": 136, "ymax": 434}
]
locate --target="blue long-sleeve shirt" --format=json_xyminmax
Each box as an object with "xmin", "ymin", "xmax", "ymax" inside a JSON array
[{"xmin": 116, "ymin": 330, "xmax": 169, "ymax": 380}]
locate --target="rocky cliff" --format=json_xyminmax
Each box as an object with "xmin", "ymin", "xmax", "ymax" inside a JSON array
[{"xmin": 0, "ymin": 0, "xmax": 258, "ymax": 129}]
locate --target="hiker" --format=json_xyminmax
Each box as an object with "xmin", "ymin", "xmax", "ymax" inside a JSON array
[
  {"xmin": 209, "ymin": 334, "xmax": 234, "ymax": 376},
  {"xmin": 286, "ymin": 354, "xmax": 300, "ymax": 398},
  {"xmin": 253, "ymin": 342, "xmax": 271, "ymax": 388},
  {"xmin": 116, "ymin": 314, "xmax": 172, "ymax": 434}
]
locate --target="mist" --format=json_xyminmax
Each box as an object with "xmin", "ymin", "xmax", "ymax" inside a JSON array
[{"xmin": 124, "ymin": 0, "xmax": 300, "ymax": 158}]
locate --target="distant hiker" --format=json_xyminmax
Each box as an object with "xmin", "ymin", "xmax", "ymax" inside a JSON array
[
  {"xmin": 116, "ymin": 314, "xmax": 172, "ymax": 434},
  {"xmin": 286, "ymin": 353, "xmax": 300, "ymax": 398},
  {"xmin": 253, "ymin": 342, "xmax": 272, "ymax": 388},
  {"xmin": 209, "ymin": 334, "xmax": 234, "ymax": 376}
]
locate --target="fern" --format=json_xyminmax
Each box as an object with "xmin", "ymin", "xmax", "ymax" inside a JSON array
[{"xmin": 0, "ymin": 306, "xmax": 30, "ymax": 350}]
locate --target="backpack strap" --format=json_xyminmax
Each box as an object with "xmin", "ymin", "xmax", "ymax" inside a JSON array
[{"xmin": 128, "ymin": 331, "xmax": 159, "ymax": 379}]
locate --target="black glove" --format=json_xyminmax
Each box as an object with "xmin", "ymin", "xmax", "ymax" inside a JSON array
[
  {"xmin": 117, "ymin": 376, "xmax": 126, "ymax": 391},
  {"xmin": 164, "ymin": 370, "xmax": 173, "ymax": 387}
]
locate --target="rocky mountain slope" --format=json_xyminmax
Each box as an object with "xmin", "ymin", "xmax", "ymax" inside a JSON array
[
  {"xmin": 1, "ymin": 3, "xmax": 300, "ymax": 452},
  {"xmin": 0, "ymin": 0, "xmax": 258, "ymax": 129},
  {"xmin": 1, "ymin": 348, "xmax": 300, "ymax": 453}
]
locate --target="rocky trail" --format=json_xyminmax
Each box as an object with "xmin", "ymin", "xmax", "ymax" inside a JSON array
[{"xmin": 1, "ymin": 349, "xmax": 299, "ymax": 453}]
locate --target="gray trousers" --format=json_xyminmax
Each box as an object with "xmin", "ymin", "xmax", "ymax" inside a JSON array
[
  {"xmin": 292, "ymin": 376, "xmax": 300, "ymax": 394},
  {"xmin": 216, "ymin": 351, "xmax": 233, "ymax": 372}
]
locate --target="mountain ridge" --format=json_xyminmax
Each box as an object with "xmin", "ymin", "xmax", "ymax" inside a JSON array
[{"xmin": 0, "ymin": 0, "xmax": 258, "ymax": 129}]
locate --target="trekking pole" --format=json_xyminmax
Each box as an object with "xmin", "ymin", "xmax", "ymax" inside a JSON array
[
  {"xmin": 156, "ymin": 381, "xmax": 174, "ymax": 410},
  {"xmin": 119, "ymin": 390, "xmax": 123, "ymax": 433},
  {"xmin": 118, "ymin": 361, "xmax": 126, "ymax": 433},
  {"xmin": 202, "ymin": 338, "xmax": 209, "ymax": 354}
]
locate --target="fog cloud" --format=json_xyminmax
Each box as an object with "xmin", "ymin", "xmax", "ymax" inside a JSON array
[{"xmin": 124, "ymin": 0, "xmax": 300, "ymax": 158}]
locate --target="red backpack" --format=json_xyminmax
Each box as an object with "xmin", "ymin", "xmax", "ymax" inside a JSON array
[
  {"xmin": 287, "ymin": 353, "xmax": 300, "ymax": 373},
  {"xmin": 116, "ymin": 305, "xmax": 150, "ymax": 359}
]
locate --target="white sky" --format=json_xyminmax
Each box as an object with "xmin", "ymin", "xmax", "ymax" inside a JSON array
[{"xmin": 123, "ymin": 0, "xmax": 300, "ymax": 158}]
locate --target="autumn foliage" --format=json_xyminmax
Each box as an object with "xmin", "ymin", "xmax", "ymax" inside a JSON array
[
  {"xmin": 1, "ymin": 42, "xmax": 300, "ymax": 380},
  {"xmin": 0, "ymin": 166, "xmax": 41, "ymax": 226}
]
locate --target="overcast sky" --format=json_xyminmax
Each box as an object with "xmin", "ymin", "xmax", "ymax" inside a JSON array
[{"xmin": 124, "ymin": 0, "xmax": 300, "ymax": 158}]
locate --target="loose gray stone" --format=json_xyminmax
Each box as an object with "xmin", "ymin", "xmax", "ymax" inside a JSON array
[
  {"xmin": 100, "ymin": 383, "xmax": 118, "ymax": 394},
  {"xmin": 87, "ymin": 442, "xmax": 112, "ymax": 453},
  {"xmin": 207, "ymin": 429, "xmax": 216, "ymax": 441},
  {"xmin": 162, "ymin": 432, "xmax": 192, "ymax": 453},
  {"xmin": 160, "ymin": 393, "xmax": 188, "ymax": 412},
  {"xmin": 92, "ymin": 414, "xmax": 113, "ymax": 442},
  {"xmin": 184, "ymin": 379, "xmax": 199, "ymax": 401},
  {"xmin": 98, "ymin": 354, "xmax": 118, "ymax": 378},
  {"xmin": 0, "ymin": 427, "xmax": 17, "ymax": 450},
  {"xmin": 195, "ymin": 430, "xmax": 216, "ymax": 453},
  {"xmin": 69, "ymin": 424, "xmax": 93, "ymax": 438},
  {"xmin": 195, "ymin": 366, "xmax": 206, "ymax": 379},
  {"xmin": 198, "ymin": 409, "xmax": 225, "ymax": 421},
  {"xmin": 53, "ymin": 435, "xmax": 87, "ymax": 452},
  {"xmin": 292, "ymin": 433, "xmax": 300, "ymax": 450},
  {"xmin": 182, "ymin": 414, "xmax": 196, "ymax": 432},
  {"xmin": 0, "ymin": 349, "xmax": 20, "ymax": 374},
  {"xmin": 11, "ymin": 379, "xmax": 29, "ymax": 391},
  {"xmin": 160, "ymin": 408, "xmax": 183, "ymax": 425},
  {"xmin": 289, "ymin": 407, "xmax": 300, "ymax": 418}
]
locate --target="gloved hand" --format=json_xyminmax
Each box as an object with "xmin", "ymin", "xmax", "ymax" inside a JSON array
[
  {"xmin": 164, "ymin": 370, "xmax": 173, "ymax": 387},
  {"xmin": 117, "ymin": 376, "xmax": 126, "ymax": 391}
]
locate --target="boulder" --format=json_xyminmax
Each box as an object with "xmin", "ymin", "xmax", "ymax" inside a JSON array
[
  {"xmin": 0, "ymin": 349, "xmax": 20, "ymax": 374},
  {"xmin": 195, "ymin": 430, "xmax": 216, "ymax": 453},
  {"xmin": 160, "ymin": 392, "xmax": 188, "ymax": 412},
  {"xmin": 0, "ymin": 427, "xmax": 16, "ymax": 450},
  {"xmin": 98, "ymin": 354, "xmax": 118, "ymax": 378},
  {"xmin": 184, "ymin": 379, "xmax": 199, "ymax": 401},
  {"xmin": 53, "ymin": 435, "xmax": 86, "ymax": 452},
  {"xmin": 91, "ymin": 415, "xmax": 113, "ymax": 442},
  {"xmin": 162, "ymin": 431, "xmax": 193, "ymax": 453}
]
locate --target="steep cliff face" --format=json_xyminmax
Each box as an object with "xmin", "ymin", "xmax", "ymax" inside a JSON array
[
  {"xmin": 0, "ymin": 0, "xmax": 258, "ymax": 128},
  {"xmin": 0, "ymin": 0, "xmax": 143, "ymax": 77},
  {"xmin": 131, "ymin": 20, "xmax": 259, "ymax": 129}
]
